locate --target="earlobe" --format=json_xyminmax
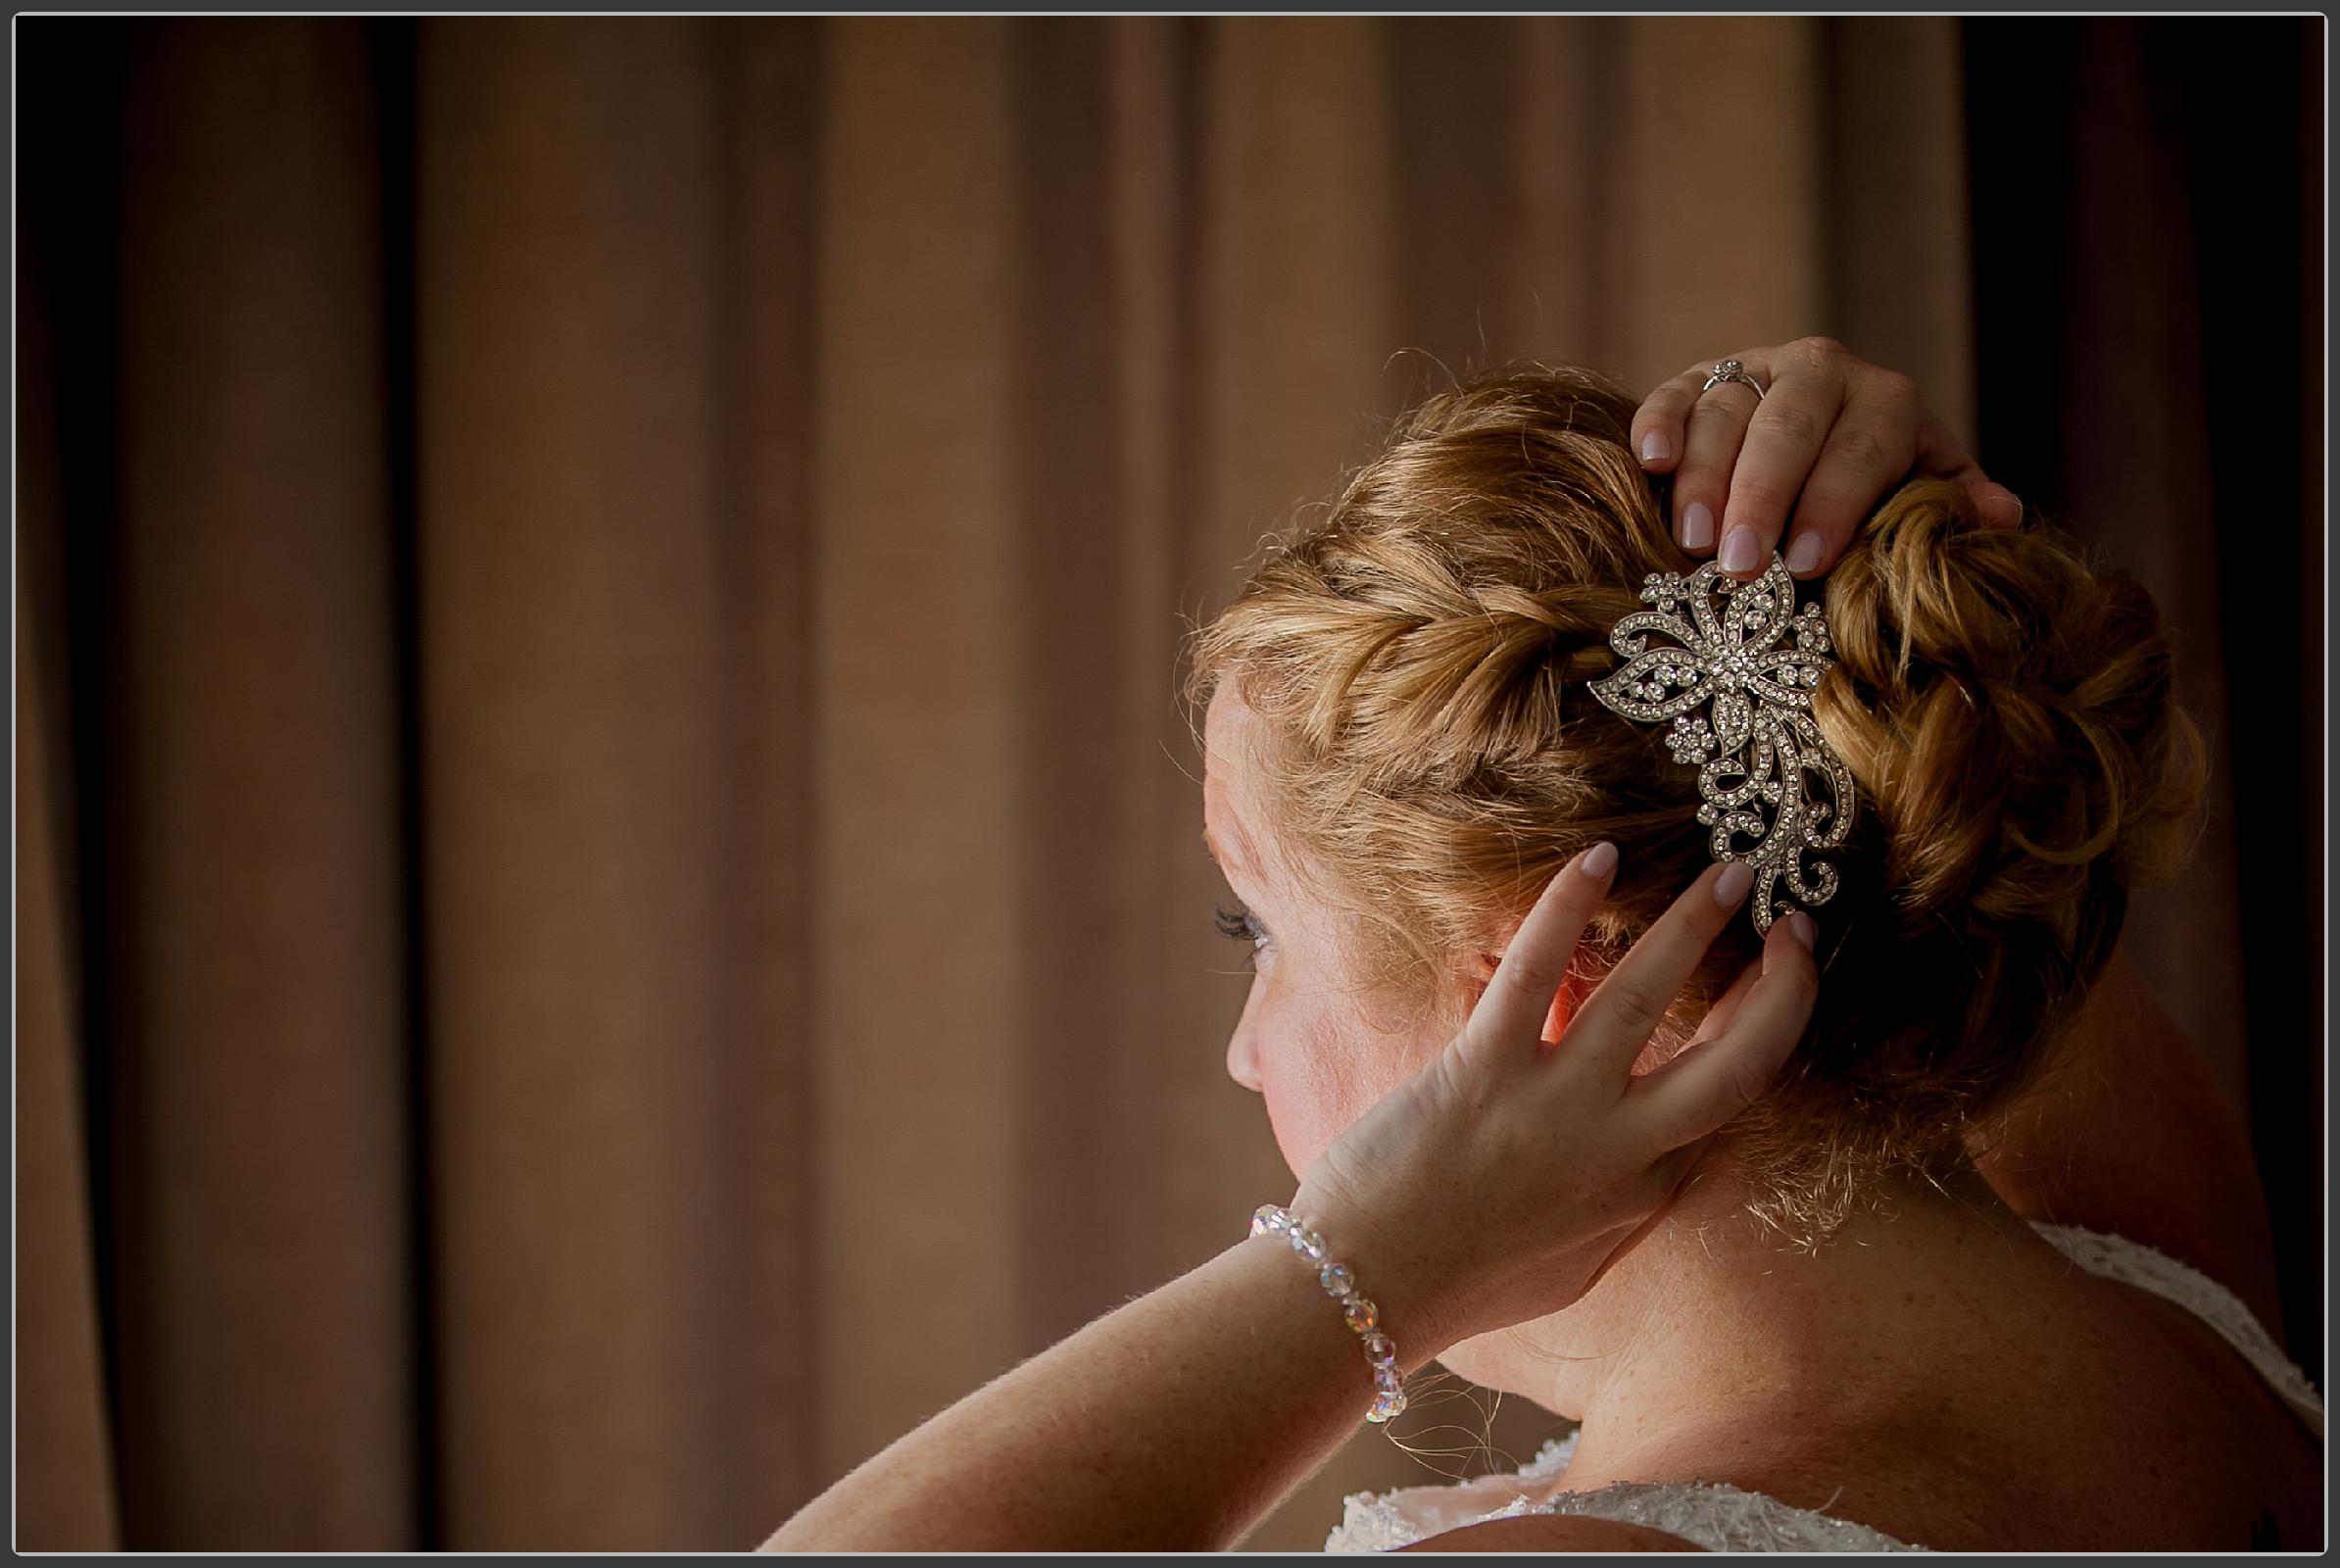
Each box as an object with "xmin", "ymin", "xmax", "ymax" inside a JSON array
[
  {"xmin": 1541, "ymin": 986, "xmax": 1577, "ymax": 1051},
  {"xmin": 1473, "ymin": 950, "xmax": 1580, "ymax": 1050}
]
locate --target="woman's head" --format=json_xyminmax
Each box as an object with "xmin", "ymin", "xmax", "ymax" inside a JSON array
[{"xmin": 1189, "ymin": 361, "xmax": 2209, "ymax": 1245}]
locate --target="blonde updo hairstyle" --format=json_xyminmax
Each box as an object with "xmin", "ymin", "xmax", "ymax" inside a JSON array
[{"xmin": 1186, "ymin": 361, "xmax": 2210, "ymax": 1245}]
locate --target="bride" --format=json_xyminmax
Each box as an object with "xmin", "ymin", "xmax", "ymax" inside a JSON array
[{"xmin": 763, "ymin": 338, "xmax": 2322, "ymax": 1552}]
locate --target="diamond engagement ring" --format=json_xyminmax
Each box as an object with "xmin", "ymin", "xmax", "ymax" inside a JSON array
[{"xmin": 1701, "ymin": 359, "xmax": 1769, "ymax": 402}]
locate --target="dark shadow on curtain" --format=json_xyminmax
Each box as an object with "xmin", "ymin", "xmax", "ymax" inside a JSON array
[
  {"xmin": 19, "ymin": 18, "xmax": 133, "ymax": 1551},
  {"xmin": 1964, "ymin": 15, "xmax": 2323, "ymax": 1386},
  {"xmin": 366, "ymin": 15, "xmax": 441, "ymax": 1552}
]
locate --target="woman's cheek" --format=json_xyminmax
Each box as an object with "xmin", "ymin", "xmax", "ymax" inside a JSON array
[
  {"xmin": 1258, "ymin": 1063, "xmax": 1339, "ymax": 1182},
  {"xmin": 1256, "ymin": 1010, "xmax": 1381, "ymax": 1180}
]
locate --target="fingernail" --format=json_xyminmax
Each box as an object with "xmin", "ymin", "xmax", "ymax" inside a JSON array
[
  {"xmin": 1718, "ymin": 525, "xmax": 1761, "ymax": 574},
  {"xmin": 1681, "ymin": 501, "xmax": 1715, "ymax": 550},
  {"xmin": 1987, "ymin": 493, "xmax": 2023, "ymax": 528},
  {"xmin": 1788, "ymin": 911, "xmax": 1817, "ymax": 950},
  {"xmin": 1581, "ymin": 841, "xmax": 1618, "ymax": 878},
  {"xmin": 1713, "ymin": 860, "xmax": 1753, "ymax": 907},
  {"xmin": 1784, "ymin": 531, "xmax": 1824, "ymax": 574},
  {"xmin": 1639, "ymin": 431, "xmax": 1670, "ymax": 465}
]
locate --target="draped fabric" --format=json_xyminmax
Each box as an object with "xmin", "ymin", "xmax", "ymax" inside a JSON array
[
  {"xmin": 14, "ymin": 16, "xmax": 2310, "ymax": 1552},
  {"xmin": 1964, "ymin": 16, "xmax": 2324, "ymax": 1384}
]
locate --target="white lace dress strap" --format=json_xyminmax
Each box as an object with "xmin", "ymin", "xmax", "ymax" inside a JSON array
[{"xmin": 2029, "ymin": 1221, "xmax": 2325, "ymax": 1440}]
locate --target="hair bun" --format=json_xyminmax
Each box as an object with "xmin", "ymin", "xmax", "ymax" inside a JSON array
[{"xmin": 1815, "ymin": 477, "xmax": 2209, "ymax": 956}]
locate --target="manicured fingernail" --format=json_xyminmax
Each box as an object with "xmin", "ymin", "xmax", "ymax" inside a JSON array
[
  {"xmin": 1581, "ymin": 841, "xmax": 1618, "ymax": 878},
  {"xmin": 1639, "ymin": 431, "xmax": 1670, "ymax": 465},
  {"xmin": 1718, "ymin": 526, "xmax": 1761, "ymax": 574},
  {"xmin": 1713, "ymin": 860, "xmax": 1753, "ymax": 906},
  {"xmin": 1681, "ymin": 501, "xmax": 1715, "ymax": 550},
  {"xmin": 1784, "ymin": 531, "xmax": 1824, "ymax": 574},
  {"xmin": 1788, "ymin": 911, "xmax": 1817, "ymax": 949}
]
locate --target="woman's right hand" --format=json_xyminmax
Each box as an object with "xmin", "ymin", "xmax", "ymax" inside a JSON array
[
  {"xmin": 1628, "ymin": 336, "xmax": 2023, "ymax": 582},
  {"xmin": 1291, "ymin": 850, "xmax": 1821, "ymax": 1364}
]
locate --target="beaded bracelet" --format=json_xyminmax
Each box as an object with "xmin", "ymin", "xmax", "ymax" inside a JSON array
[{"xmin": 1248, "ymin": 1203, "xmax": 1406, "ymax": 1423}]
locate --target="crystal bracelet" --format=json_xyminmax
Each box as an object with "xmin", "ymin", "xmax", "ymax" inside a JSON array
[{"xmin": 1248, "ymin": 1203, "xmax": 1406, "ymax": 1423}]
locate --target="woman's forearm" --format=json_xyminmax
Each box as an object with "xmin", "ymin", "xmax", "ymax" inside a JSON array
[{"xmin": 760, "ymin": 1235, "xmax": 1402, "ymax": 1551}]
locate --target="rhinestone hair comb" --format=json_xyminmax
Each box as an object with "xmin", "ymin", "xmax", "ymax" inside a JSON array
[{"xmin": 1586, "ymin": 553, "xmax": 1856, "ymax": 934}]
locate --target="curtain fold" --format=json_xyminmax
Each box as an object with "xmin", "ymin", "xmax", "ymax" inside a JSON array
[
  {"xmin": 415, "ymin": 20, "xmax": 744, "ymax": 1548},
  {"xmin": 102, "ymin": 19, "xmax": 415, "ymax": 1549},
  {"xmin": 19, "ymin": 233, "xmax": 122, "ymax": 1553},
  {"xmin": 1964, "ymin": 14, "xmax": 2324, "ymax": 1375},
  {"xmin": 19, "ymin": 16, "xmax": 2301, "ymax": 1554}
]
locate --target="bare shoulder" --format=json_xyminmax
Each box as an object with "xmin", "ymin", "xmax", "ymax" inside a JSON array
[{"xmin": 1400, "ymin": 1515, "xmax": 1703, "ymax": 1552}]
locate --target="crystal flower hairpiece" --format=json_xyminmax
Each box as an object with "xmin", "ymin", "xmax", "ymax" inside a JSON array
[{"xmin": 1586, "ymin": 553, "xmax": 1856, "ymax": 934}]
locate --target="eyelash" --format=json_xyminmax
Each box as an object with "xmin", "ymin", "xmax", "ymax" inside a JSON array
[{"xmin": 1214, "ymin": 902, "xmax": 1269, "ymax": 968}]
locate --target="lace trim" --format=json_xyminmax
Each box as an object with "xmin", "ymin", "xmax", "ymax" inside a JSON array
[
  {"xmin": 1538, "ymin": 1477, "xmax": 1923, "ymax": 1552},
  {"xmin": 1324, "ymin": 1433, "xmax": 1925, "ymax": 1553},
  {"xmin": 1322, "ymin": 1221, "xmax": 2324, "ymax": 1552},
  {"xmin": 1324, "ymin": 1436, "xmax": 1580, "ymax": 1555},
  {"xmin": 2029, "ymin": 1221, "xmax": 2324, "ymax": 1438}
]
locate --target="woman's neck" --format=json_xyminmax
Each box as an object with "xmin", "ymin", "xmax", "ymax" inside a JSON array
[{"xmin": 1472, "ymin": 1158, "xmax": 2055, "ymax": 1490}]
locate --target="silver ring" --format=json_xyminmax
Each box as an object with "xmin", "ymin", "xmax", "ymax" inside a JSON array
[{"xmin": 1700, "ymin": 358, "xmax": 1768, "ymax": 402}]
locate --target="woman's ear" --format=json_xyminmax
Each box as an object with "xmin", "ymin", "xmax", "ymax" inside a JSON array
[{"xmin": 1468, "ymin": 950, "xmax": 1580, "ymax": 1049}]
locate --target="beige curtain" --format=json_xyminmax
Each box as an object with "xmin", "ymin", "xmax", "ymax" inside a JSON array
[{"xmin": 19, "ymin": 16, "xmax": 1973, "ymax": 1550}]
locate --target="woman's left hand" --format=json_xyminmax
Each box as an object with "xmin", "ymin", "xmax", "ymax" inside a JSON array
[
  {"xmin": 1292, "ymin": 850, "xmax": 1820, "ymax": 1363},
  {"xmin": 1629, "ymin": 336, "xmax": 2024, "ymax": 581}
]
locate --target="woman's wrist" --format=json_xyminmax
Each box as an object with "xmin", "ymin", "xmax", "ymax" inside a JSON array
[
  {"xmin": 1245, "ymin": 1204, "xmax": 1415, "ymax": 1420},
  {"xmin": 1220, "ymin": 1220, "xmax": 1424, "ymax": 1429},
  {"xmin": 1284, "ymin": 1183, "xmax": 1462, "ymax": 1370}
]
